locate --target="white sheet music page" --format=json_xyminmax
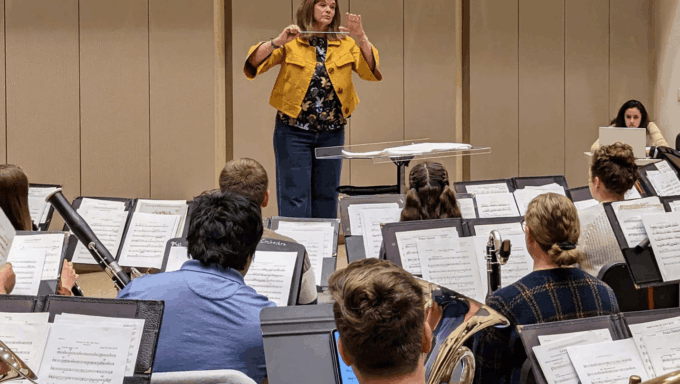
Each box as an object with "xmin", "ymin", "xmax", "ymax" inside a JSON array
[
  {"xmin": 625, "ymin": 186, "xmax": 642, "ymax": 200},
  {"xmin": 457, "ymin": 198, "xmax": 477, "ymax": 219},
  {"xmin": 360, "ymin": 208, "xmax": 402, "ymax": 259},
  {"xmin": 656, "ymin": 160, "xmax": 676, "ymax": 174},
  {"xmin": 574, "ymin": 199, "xmax": 599, "ymax": 211},
  {"xmin": 0, "ymin": 319, "xmax": 50, "ymax": 373},
  {"xmin": 6, "ymin": 249, "xmax": 45, "ymax": 295},
  {"xmin": 72, "ymin": 208, "xmax": 129, "ymax": 265},
  {"xmin": 118, "ymin": 212, "xmax": 180, "ymax": 269},
  {"xmin": 164, "ymin": 245, "xmax": 190, "ymax": 273},
  {"xmin": 347, "ymin": 203, "xmax": 399, "ymax": 235},
  {"xmin": 472, "ymin": 222, "xmax": 523, "ymax": 239},
  {"xmin": 276, "ymin": 220, "xmax": 332, "ymax": 229},
  {"xmin": 464, "ymin": 183, "xmax": 509, "ymax": 195},
  {"xmin": 513, "ymin": 183, "xmax": 567, "ymax": 216},
  {"xmin": 533, "ymin": 331, "xmax": 612, "ymax": 384},
  {"xmin": 275, "ymin": 226, "xmax": 333, "ymax": 286},
  {"xmin": 38, "ymin": 322, "xmax": 131, "ymax": 384},
  {"xmin": 642, "ymin": 332, "xmax": 680, "ymax": 377},
  {"xmin": 0, "ymin": 312, "xmax": 49, "ymax": 324},
  {"xmin": 54, "ymin": 313, "xmax": 146, "ymax": 377},
  {"xmin": 567, "ymin": 339, "xmax": 648, "ymax": 384},
  {"xmin": 628, "ymin": 315, "xmax": 680, "ymax": 377},
  {"xmin": 473, "ymin": 234, "xmax": 533, "ymax": 290},
  {"xmin": 538, "ymin": 329, "xmax": 612, "ymax": 346},
  {"xmin": 642, "ymin": 212, "xmax": 680, "ymax": 282},
  {"xmin": 670, "ymin": 201, "xmax": 680, "ymax": 212},
  {"xmin": 28, "ymin": 186, "xmax": 58, "ymax": 225},
  {"xmin": 648, "ymin": 171, "xmax": 680, "ymax": 197},
  {"xmin": 395, "ymin": 227, "xmax": 459, "ymax": 275},
  {"xmin": 475, "ymin": 193, "xmax": 520, "ymax": 218},
  {"xmin": 0, "ymin": 208, "xmax": 16, "ymax": 264},
  {"xmin": 135, "ymin": 199, "xmax": 188, "ymax": 237},
  {"xmin": 244, "ymin": 250, "xmax": 297, "ymax": 307},
  {"xmin": 9, "ymin": 233, "xmax": 65, "ymax": 281},
  {"xmin": 417, "ymin": 237, "xmax": 485, "ymax": 302},
  {"xmin": 612, "ymin": 197, "xmax": 665, "ymax": 248},
  {"xmin": 78, "ymin": 198, "xmax": 126, "ymax": 212}
]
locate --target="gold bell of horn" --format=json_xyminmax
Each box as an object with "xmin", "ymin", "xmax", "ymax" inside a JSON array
[
  {"xmin": 631, "ymin": 370, "xmax": 680, "ymax": 384},
  {"xmin": 0, "ymin": 339, "xmax": 38, "ymax": 383}
]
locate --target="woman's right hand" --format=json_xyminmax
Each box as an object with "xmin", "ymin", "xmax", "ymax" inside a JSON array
[
  {"xmin": 0, "ymin": 263, "xmax": 16, "ymax": 294},
  {"xmin": 274, "ymin": 24, "xmax": 301, "ymax": 46}
]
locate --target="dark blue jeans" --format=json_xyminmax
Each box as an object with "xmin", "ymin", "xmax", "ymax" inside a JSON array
[{"xmin": 273, "ymin": 119, "xmax": 344, "ymax": 218}]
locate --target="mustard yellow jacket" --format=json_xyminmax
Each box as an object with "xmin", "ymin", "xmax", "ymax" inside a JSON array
[{"xmin": 244, "ymin": 37, "xmax": 382, "ymax": 119}]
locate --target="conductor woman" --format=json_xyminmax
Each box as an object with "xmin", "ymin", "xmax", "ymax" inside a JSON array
[{"xmin": 244, "ymin": 0, "xmax": 382, "ymax": 218}]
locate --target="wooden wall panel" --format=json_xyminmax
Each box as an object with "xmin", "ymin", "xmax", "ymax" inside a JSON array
[
  {"xmin": 0, "ymin": 1, "xmax": 5, "ymax": 164},
  {"xmin": 5, "ymin": 0, "xmax": 80, "ymax": 205},
  {"xmin": 80, "ymin": 0, "xmax": 150, "ymax": 198},
  {"xmin": 404, "ymin": 0, "xmax": 459, "ymax": 179},
  {"xmin": 469, "ymin": 0, "xmax": 519, "ymax": 180},
  {"xmin": 565, "ymin": 0, "xmax": 608, "ymax": 188},
  {"xmin": 610, "ymin": 0, "xmax": 652, "ymax": 119},
  {"xmin": 149, "ymin": 0, "xmax": 215, "ymax": 200},
  {"xmin": 349, "ymin": 0, "xmax": 404, "ymax": 187},
  {"xmin": 518, "ymin": 0, "xmax": 564, "ymax": 177}
]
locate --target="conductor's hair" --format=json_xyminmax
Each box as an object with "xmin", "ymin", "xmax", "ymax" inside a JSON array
[
  {"xmin": 400, "ymin": 162, "xmax": 461, "ymax": 221},
  {"xmin": 219, "ymin": 158, "xmax": 268, "ymax": 207},
  {"xmin": 611, "ymin": 99, "xmax": 650, "ymax": 129},
  {"xmin": 329, "ymin": 258, "xmax": 425, "ymax": 378},
  {"xmin": 296, "ymin": 0, "xmax": 344, "ymax": 41},
  {"xmin": 187, "ymin": 190, "xmax": 263, "ymax": 271},
  {"xmin": 0, "ymin": 164, "xmax": 32, "ymax": 231}
]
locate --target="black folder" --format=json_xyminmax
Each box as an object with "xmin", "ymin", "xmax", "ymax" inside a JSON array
[
  {"xmin": 512, "ymin": 175, "xmax": 569, "ymax": 190},
  {"xmin": 0, "ymin": 294, "xmax": 46, "ymax": 313},
  {"xmin": 344, "ymin": 235, "xmax": 366, "ymax": 263},
  {"xmin": 30, "ymin": 183, "xmax": 61, "ymax": 231},
  {"xmin": 160, "ymin": 237, "xmax": 189, "ymax": 273},
  {"xmin": 381, "ymin": 219, "xmax": 465, "ymax": 269},
  {"xmin": 338, "ymin": 194, "xmax": 405, "ymax": 236},
  {"xmin": 566, "ymin": 186, "xmax": 593, "ymax": 202},
  {"xmin": 256, "ymin": 238, "xmax": 306, "ymax": 306}
]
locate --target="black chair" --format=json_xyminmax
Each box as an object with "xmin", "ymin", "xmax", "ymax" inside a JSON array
[{"xmin": 598, "ymin": 262, "xmax": 648, "ymax": 312}]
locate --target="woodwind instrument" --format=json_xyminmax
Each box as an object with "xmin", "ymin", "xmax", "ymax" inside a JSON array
[{"xmin": 486, "ymin": 230, "xmax": 511, "ymax": 295}]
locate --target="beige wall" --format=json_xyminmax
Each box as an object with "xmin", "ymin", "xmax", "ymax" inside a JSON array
[
  {"xmin": 652, "ymin": 0, "xmax": 680, "ymax": 148},
  {"xmin": 469, "ymin": 0, "xmax": 653, "ymax": 189},
  {"xmin": 1, "ymin": 0, "xmax": 226, "ymax": 229}
]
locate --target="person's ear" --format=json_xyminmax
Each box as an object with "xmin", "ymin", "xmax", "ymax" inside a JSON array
[
  {"xmin": 262, "ymin": 190, "xmax": 270, "ymax": 208},
  {"xmin": 338, "ymin": 336, "xmax": 354, "ymax": 367},
  {"xmin": 422, "ymin": 318, "xmax": 433, "ymax": 354}
]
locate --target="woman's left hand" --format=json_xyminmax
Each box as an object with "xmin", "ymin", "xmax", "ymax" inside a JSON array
[
  {"xmin": 339, "ymin": 13, "xmax": 365, "ymax": 39},
  {"xmin": 59, "ymin": 261, "xmax": 79, "ymax": 292}
]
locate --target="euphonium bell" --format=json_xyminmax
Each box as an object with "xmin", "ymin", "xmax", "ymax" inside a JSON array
[
  {"xmin": 630, "ymin": 370, "xmax": 680, "ymax": 384},
  {"xmin": 0, "ymin": 339, "xmax": 38, "ymax": 383}
]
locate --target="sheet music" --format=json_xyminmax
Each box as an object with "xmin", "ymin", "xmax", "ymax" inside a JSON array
[
  {"xmin": 275, "ymin": 226, "xmax": 334, "ymax": 286},
  {"xmin": 417, "ymin": 237, "xmax": 485, "ymax": 302},
  {"xmin": 28, "ymin": 186, "xmax": 58, "ymax": 225},
  {"xmin": 625, "ymin": 186, "xmax": 642, "ymax": 200},
  {"xmin": 670, "ymin": 201, "xmax": 680, "ymax": 212},
  {"xmin": 6, "ymin": 249, "xmax": 45, "ymax": 295},
  {"xmin": 78, "ymin": 198, "xmax": 126, "ymax": 212},
  {"xmin": 513, "ymin": 183, "xmax": 567, "ymax": 216},
  {"xmin": 642, "ymin": 332, "xmax": 680, "ymax": 377},
  {"xmin": 0, "ymin": 312, "xmax": 49, "ymax": 324},
  {"xmin": 72, "ymin": 208, "xmax": 129, "ymax": 265},
  {"xmin": 574, "ymin": 199, "xmax": 599, "ymax": 211},
  {"xmin": 0, "ymin": 208, "xmax": 16, "ymax": 264},
  {"xmin": 360, "ymin": 208, "xmax": 402, "ymax": 259},
  {"xmin": 347, "ymin": 203, "xmax": 399, "ymax": 235},
  {"xmin": 55, "ymin": 313, "xmax": 146, "ymax": 376},
  {"xmin": 649, "ymin": 170, "xmax": 680, "ymax": 197},
  {"xmin": 464, "ymin": 183, "xmax": 509, "ymax": 195},
  {"xmin": 118, "ymin": 212, "xmax": 180, "ymax": 269},
  {"xmin": 394, "ymin": 227, "xmax": 460, "ymax": 275},
  {"xmin": 612, "ymin": 197, "xmax": 665, "ymax": 248},
  {"xmin": 642, "ymin": 212, "xmax": 680, "ymax": 282},
  {"xmin": 567, "ymin": 339, "xmax": 648, "ymax": 384},
  {"xmin": 473, "ymin": 234, "xmax": 533, "ymax": 290},
  {"xmin": 472, "ymin": 222, "xmax": 523, "ymax": 239},
  {"xmin": 244, "ymin": 251, "xmax": 297, "ymax": 307},
  {"xmin": 533, "ymin": 331, "xmax": 612, "ymax": 384},
  {"xmin": 475, "ymin": 193, "xmax": 520, "ymax": 218},
  {"xmin": 9, "ymin": 233, "xmax": 65, "ymax": 281},
  {"xmin": 0, "ymin": 320, "xmax": 50, "ymax": 373},
  {"xmin": 164, "ymin": 245, "xmax": 190, "ymax": 273},
  {"xmin": 135, "ymin": 199, "xmax": 188, "ymax": 237},
  {"xmin": 629, "ymin": 315, "xmax": 680, "ymax": 377},
  {"xmin": 656, "ymin": 160, "xmax": 675, "ymax": 175},
  {"xmin": 38, "ymin": 322, "xmax": 132, "ymax": 384},
  {"xmin": 457, "ymin": 198, "xmax": 477, "ymax": 219},
  {"xmin": 537, "ymin": 329, "xmax": 612, "ymax": 346},
  {"xmin": 276, "ymin": 220, "xmax": 332, "ymax": 229}
]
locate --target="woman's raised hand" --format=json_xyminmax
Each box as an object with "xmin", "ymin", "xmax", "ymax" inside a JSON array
[
  {"xmin": 339, "ymin": 13, "xmax": 365, "ymax": 39},
  {"xmin": 274, "ymin": 24, "xmax": 301, "ymax": 46}
]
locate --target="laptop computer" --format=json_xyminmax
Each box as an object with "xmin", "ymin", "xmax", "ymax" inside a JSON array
[{"xmin": 599, "ymin": 127, "xmax": 647, "ymax": 158}]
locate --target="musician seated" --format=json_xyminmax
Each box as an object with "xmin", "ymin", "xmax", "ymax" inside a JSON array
[
  {"xmin": 0, "ymin": 164, "xmax": 78, "ymax": 295},
  {"xmin": 118, "ymin": 190, "xmax": 273, "ymax": 383},
  {"xmin": 400, "ymin": 162, "xmax": 462, "ymax": 221},
  {"xmin": 219, "ymin": 157, "xmax": 317, "ymax": 304},
  {"xmin": 472, "ymin": 193, "xmax": 619, "ymax": 384},
  {"xmin": 329, "ymin": 258, "xmax": 433, "ymax": 384},
  {"xmin": 0, "ymin": 263, "xmax": 16, "ymax": 294},
  {"xmin": 579, "ymin": 143, "xmax": 638, "ymax": 276}
]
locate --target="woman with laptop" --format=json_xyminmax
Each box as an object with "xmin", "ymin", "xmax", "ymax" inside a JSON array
[{"xmin": 590, "ymin": 99, "xmax": 668, "ymax": 152}]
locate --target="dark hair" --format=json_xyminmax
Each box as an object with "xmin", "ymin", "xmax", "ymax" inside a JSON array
[
  {"xmin": 590, "ymin": 143, "xmax": 638, "ymax": 197},
  {"xmin": 610, "ymin": 100, "xmax": 649, "ymax": 129},
  {"xmin": 219, "ymin": 158, "xmax": 268, "ymax": 206},
  {"xmin": 187, "ymin": 190, "xmax": 263, "ymax": 270},
  {"xmin": 0, "ymin": 165, "xmax": 32, "ymax": 231},
  {"xmin": 296, "ymin": 0, "xmax": 344, "ymax": 41},
  {"xmin": 328, "ymin": 258, "xmax": 424, "ymax": 377},
  {"xmin": 400, "ymin": 162, "xmax": 461, "ymax": 221}
]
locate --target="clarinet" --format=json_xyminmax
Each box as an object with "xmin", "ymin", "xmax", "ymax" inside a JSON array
[
  {"xmin": 486, "ymin": 230, "xmax": 512, "ymax": 295},
  {"xmin": 45, "ymin": 189, "xmax": 130, "ymax": 290}
]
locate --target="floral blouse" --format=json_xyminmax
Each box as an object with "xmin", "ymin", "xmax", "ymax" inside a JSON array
[{"xmin": 277, "ymin": 37, "xmax": 347, "ymax": 132}]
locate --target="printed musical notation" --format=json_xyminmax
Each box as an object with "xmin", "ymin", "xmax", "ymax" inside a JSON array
[
  {"xmin": 118, "ymin": 212, "xmax": 180, "ymax": 269},
  {"xmin": 474, "ymin": 193, "xmax": 520, "ymax": 218},
  {"xmin": 6, "ymin": 249, "xmax": 46, "ymax": 295},
  {"xmin": 9, "ymin": 233, "xmax": 66, "ymax": 281},
  {"xmin": 276, "ymin": 223, "xmax": 334, "ymax": 286},
  {"xmin": 513, "ymin": 183, "xmax": 567, "ymax": 216},
  {"xmin": 464, "ymin": 183, "xmax": 510, "ymax": 195},
  {"xmin": 567, "ymin": 339, "xmax": 649, "ymax": 384},
  {"xmin": 0, "ymin": 316, "xmax": 50, "ymax": 371},
  {"xmin": 347, "ymin": 203, "xmax": 399, "ymax": 235},
  {"xmin": 0, "ymin": 208, "xmax": 15, "ymax": 264},
  {"xmin": 642, "ymin": 212, "xmax": 680, "ymax": 282},
  {"xmin": 360, "ymin": 208, "xmax": 402, "ymax": 259},
  {"xmin": 395, "ymin": 227, "xmax": 459, "ymax": 276},
  {"xmin": 72, "ymin": 201, "xmax": 128, "ymax": 265},
  {"xmin": 27, "ymin": 186, "xmax": 59, "ymax": 225},
  {"xmin": 244, "ymin": 251, "xmax": 297, "ymax": 307},
  {"xmin": 457, "ymin": 198, "xmax": 477, "ymax": 219},
  {"xmin": 135, "ymin": 200, "xmax": 188, "ymax": 238},
  {"xmin": 612, "ymin": 197, "xmax": 665, "ymax": 248}
]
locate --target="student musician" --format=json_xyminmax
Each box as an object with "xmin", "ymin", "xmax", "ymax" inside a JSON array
[
  {"xmin": 0, "ymin": 164, "xmax": 78, "ymax": 296},
  {"xmin": 472, "ymin": 193, "xmax": 619, "ymax": 384},
  {"xmin": 579, "ymin": 143, "xmax": 638, "ymax": 276},
  {"xmin": 400, "ymin": 162, "xmax": 462, "ymax": 221},
  {"xmin": 244, "ymin": 0, "xmax": 381, "ymax": 219},
  {"xmin": 118, "ymin": 190, "xmax": 273, "ymax": 383},
  {"xmin": 591, "ymin": 99, "xmax": 668, "ymax": 152},
  {"xmin": 329, "ymin": 258, "xmax": 433, "ymax": 384},
  {"xmin": 219, "ymin": 157, "xmax": 317, "ymax": 304}
]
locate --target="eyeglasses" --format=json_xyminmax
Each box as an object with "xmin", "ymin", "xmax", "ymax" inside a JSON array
[{"xmin": 521, "ymin": 220, "xmax": 527, "ymax": 233}]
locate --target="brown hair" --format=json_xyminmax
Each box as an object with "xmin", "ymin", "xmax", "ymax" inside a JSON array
[
  {"xmin": 400, "ymin": 162, "xmax": 461, "ymax": 221},
  {"xmin": 295, "ymin": 0, "xmax": 344, "ymax": 41},
  {"xmin": 590, "ymin": 143, "xmax": 638, "ymax": 197},
  {"xmin": 329, "ymin": 258, "xmax": 425, "ymax": 377},
  {"xmin": 0, "ymin": 165, "xmax": 32, "ymax": 231},
  {"xmin": 525, "ymin": 193, "xmax": 584, "ymax": 266},
  {"xmin": 219, "ymin": 158, "xmax": 268, "ymax": 206}
]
